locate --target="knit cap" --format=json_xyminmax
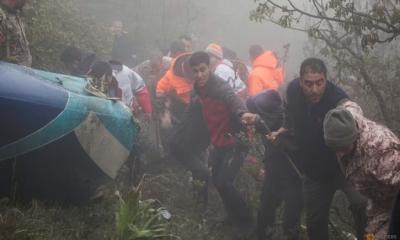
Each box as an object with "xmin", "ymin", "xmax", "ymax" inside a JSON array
[
  {"xmin": 323, "ymin": 107, "xmax": 359, "ymax": 149},
  {"xmin": 205, "ymin": 43, "xmax": 223, "ymax": 59}
]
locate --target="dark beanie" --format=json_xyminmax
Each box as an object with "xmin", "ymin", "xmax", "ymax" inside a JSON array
[
  {"xmin": 88, "ymin": 61, "xmax": 112, "ymax": 78},
  {"xmin": 246, "ymin": 89, "xmax": 283, "ymax": 131},
  {"xmin": 323, "ymin": 107, "xmax": 359, "ymax": 149}
]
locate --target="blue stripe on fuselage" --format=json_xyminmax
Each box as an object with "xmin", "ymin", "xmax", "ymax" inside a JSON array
[
  {"xmin": 0, "ymin": 62, "xmax": 68, "ymax": 146},
  {"xmin": 0, "ymin": 62, "xmax": 138, "ymax": 160}
]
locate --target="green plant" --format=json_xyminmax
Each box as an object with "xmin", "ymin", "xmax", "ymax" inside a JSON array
[{"xmin": 115, "ymin": 182, "xmax": 179, "ymax": 240}]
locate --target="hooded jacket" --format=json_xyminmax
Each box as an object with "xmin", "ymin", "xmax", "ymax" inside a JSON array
[
  {"xmin": 246, "ymin": 90, "xmax": 300, "ymax": 179},
  {"xmin": 339, "ymin": 100, "xmax": 400, "ymax": 238},
  {"xmin": 156, "ymin": 53, "xmax": 193, "ymax": 105},
  {"xmin": 248, "ymin": 51, "xmax": 284, "ymax": 96},
  {"xmin": 246, "ymin": 89, "xmax": 283, "ymax": 132}
]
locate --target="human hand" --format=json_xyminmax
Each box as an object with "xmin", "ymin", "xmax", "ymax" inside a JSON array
[
  {"xmin": 266, "ymin": 127, "xmax": 287, "ymax": 145},
  {"xmin": 241, "ymin": 112, "xmax": 258, "ymax": 125}
]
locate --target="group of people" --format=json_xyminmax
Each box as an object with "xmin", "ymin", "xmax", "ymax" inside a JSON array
[{"xmin": 1, "ymin": 0, "xmax": 399, "ymax": 239}]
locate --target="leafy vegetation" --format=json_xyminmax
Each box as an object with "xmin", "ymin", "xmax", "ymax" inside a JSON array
[
  {"xmin": 251, "ymin": 0, "xmax": 400, "ymax": 132},
  {"xmin": 251, "ymin": 0, "xmax": 400, "ymax": 48},
  {"xmin": 115, "ymin": 181, "xmax": 177, "ymax": 240},
  {"xmin": 24, "ymin": 0, "xmax": 112, "ymax": 71},
  {"xmin": 0, "ymin": 160, "xmax": 261, "ymax": 240}
]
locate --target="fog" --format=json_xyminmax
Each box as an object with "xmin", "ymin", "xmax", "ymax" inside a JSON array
[{"xmin": 79, "ymin": 0, "xmax": 308, "ymax": 79}]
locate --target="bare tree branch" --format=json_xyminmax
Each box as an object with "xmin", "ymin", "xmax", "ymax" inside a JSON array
[{"xmin": 259, "ymin": 0, "xmax": 400, "ymax": 41}]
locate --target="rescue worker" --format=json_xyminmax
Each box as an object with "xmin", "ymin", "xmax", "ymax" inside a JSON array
[
  {"xmin": 324, "ymin": 100, "xmax": 400, "ymax": 239},
  {"xmin": 156, "ymin": 53, "xmax": 193, "ymax": 119},
  {"xmin": 86, "ymin": 61, "xmax": 122, "ymax": 99},
  {"xmin": 248, "ymin": 45, "xmax": 284, "ymax": 96},
  {"xmin": 268, "ymin": 58, "xmax": 367, "ymax": 240},
  {"xmin": 110, "ymin": 20, "xmax": 135, "ymax": 67},
  {"xmin": 0, "ymin": 0, "xmax": 31, "ymax": 66},
  {"xmin": 134, "ymin": 50, "xmax": 171, "ymax": 156},
  {"xmin": 205, "ymin": 43, "xmax": 247, "ymax": 98},
  {"xmin": 155, "ymin": 52, "xmax": 192, "ymax": 127},
  {"xmin": 246, "ymin": 90, "xmax": 303, "ymax": 240},
  {"xmin": 156, "ymin": 53, "xmax": 210, "ymax": 204},
  {"xmin": 189, "ymin": 51, "xmax": 258, "ymax": 238},
  {"xmin": 168, "ymin": 40, "xmax": 186, "ymax": 59},
  {"xmin": 134, "ymin": 49, "xmax": 171, "ymax": 99},
  {"xmin": 223, "ymin": 47, "xmax": 251, "ymax": 87},
  {"xmin": 110, "ymin": 60, "xmax": 152, "ymax": 116}
]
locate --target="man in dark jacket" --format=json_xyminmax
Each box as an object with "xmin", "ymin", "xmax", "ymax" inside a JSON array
[
  {"xmin": 268, "ymin": 58, "xmax": 367, "ymax": 240},
  {"xmin": 111, "ymin": 20, "xmax": 135, "ymax": 67},
  {"xmin": 247, "ymin": 90, "xmax": 303, "ymax": 240},
  {"xmin": 189, "ymin": 51, "xmax": 258, "ymax": 236}
]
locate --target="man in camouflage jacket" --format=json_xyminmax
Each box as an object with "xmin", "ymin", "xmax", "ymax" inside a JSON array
[
  {"xmin": 324, "ymin": 100, "xmax": 400, "ymax": 239},
  {"xmin": 134, "ymin": 50, "xmax": 171, "ymax": 99},
  {"xmin": 0, "ymin": 0, "xmax": 31, "ymax": 66}
]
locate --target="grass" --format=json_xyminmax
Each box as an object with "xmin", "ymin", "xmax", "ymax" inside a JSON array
[
  {"xmin": 0, "ymin": 153, "xmax": 357, "ymax": 240},
  {"xmin": 0, "ymin": 158, "xmax": 232, "ymax": 240},
  {"xmin": 0, "ymin": 196, "xmax": 115, "ymax": 239}
]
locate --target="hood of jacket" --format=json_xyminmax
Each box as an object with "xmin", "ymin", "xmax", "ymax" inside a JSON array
[{"xmin": 252, "ymin": 51, "xmax": 279, "ymax": 69}]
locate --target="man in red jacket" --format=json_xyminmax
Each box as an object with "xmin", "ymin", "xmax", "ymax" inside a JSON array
[{"xmin": 189, "ymin": 51, "xmax": 258, "ymax": 237}]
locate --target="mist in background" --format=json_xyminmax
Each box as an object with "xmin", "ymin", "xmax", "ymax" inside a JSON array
[{"xmin": 78, "ymin": 0, "xmax": 308, "ymax": 80}]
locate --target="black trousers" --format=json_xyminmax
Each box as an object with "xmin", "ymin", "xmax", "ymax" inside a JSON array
[
  {"xmin": 257, "ymin": 147, "xmax": 303, "ymax": 240},
  {"xmin": 173, "ymin": 149, "xmax": 209, "ymax": 203},
  {"xmin": 389, "ymin": 190, "xmax": 400, "ymax": 239},
  {"xmin": 211, "ymin": 144, "xmax": 253, "ymax": 225},
  {"xmin": 257, "ymin": 175, "xmax": 303, "ymax": 240},
  {"xmin": 175, "ymin": 150, "xmax": 209, "ymax": 183},
  {"xmin": 303, "ymin": 173, "xmax": 367, "ymax": 240}
]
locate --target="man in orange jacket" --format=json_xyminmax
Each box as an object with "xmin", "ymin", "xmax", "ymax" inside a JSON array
[
  {"xmin": 248, "ymin": 45, "xmax": 284, "ymax": 96},
  {"xmin": 156, "ymin": 53, "xmax": 194, "ymax": 139},
  {"xmin": 156, "ymin": 53, "xmax": 210, "ymax": 204},
  {"xmin": 156, "ymin": 53, "xmax": 193, "ymax": 108}
]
